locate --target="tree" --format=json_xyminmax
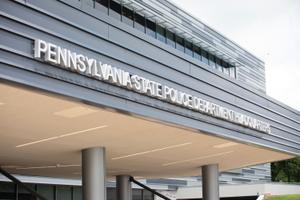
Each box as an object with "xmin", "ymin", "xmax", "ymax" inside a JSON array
[{"xmin": 271, "ymin": 157, "xmax": 300, "ymax": 182}]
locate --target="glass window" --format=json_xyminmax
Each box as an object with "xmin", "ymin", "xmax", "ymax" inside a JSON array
[
  {"xmin": 215, "ymin": 57, "xmax": 222, "ymax": 72},
  {"xmin": 229, "ymin": 65, "xmax": 236, "ymax": 78},
  {"xmin": 57, "ymin": 185, "xmax": 72, "ymax": 200},
  {"xmin": 18, "ymin": 183, "xmax": 36, "ymax": 200},
  {"xmin": 143, "ymin": 190, "xmax": 153, "ymax": 200},
  {"xmin": 107, "ymin": 188, "xmax": 116, "ymax": 200},
  {"xmin": 73, "ymin": 187, "xmax": 82, "ymax": 200},
  {"xmin": 193, "ymin": 45, "xmax": 202, "ymax": 61},
  {"xmin": 95, "ymin": 0, "xmax": 109, "ymax": 14},
  {"xmin": 166, "ymin": 29, "xmax": 175, "ymax": 48},
  {"xmin": 185, "ymin": 40, "xmax": 193, "ymax": 56},
  {"xmin": 134, "ymin": 12, "xmax": 145, "ymax": 33},
  {"xmin": 122, "ymin": 6, "xmax": 134, "ymax": 26},
  {"xmin": 109, "ymin": 0, "xmax": 121, "ymax": 20},
  {"xmin": 208, "ymin": 53, "xmax": 216, "ymax": 68},
  {"xmin": 0, "ymin": 182, "xmax": 15, "ymax": 200},
  {"xmin": 36, "ymin": 184, "xmax": 55, "ymax": 200},
  {"xmin": 146, "ymin": 18, "xmax": 156, "ymax": 38},
  {"xmin": 156, "ymin": 24, "xmax": 166, "ymax": 43},
  {"xmin": 132, "ymin": 189, "xmax": 142, "ymax": 200},
  {"xmin": 222, "ymin": 61, "xmax": 230, "ymax": 75},
  {"xmin": 175, "ymin": 35, "xmax": 184, "ymax": 52},
  {"xmin": 201, "ymin": 49, "xmax": 209, "ymax": 64}
]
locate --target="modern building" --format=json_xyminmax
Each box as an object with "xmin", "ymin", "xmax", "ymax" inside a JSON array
[{"xmin": 0, "ymin": 0, "xmax": 300, "ymax": 200}]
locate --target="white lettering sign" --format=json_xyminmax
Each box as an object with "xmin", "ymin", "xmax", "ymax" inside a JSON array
[{"xmin": 34, "ymin": 39, "xmax": 271, "ymax": 134}]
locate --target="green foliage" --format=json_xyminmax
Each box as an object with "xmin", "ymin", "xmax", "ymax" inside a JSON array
[
  {"xmin": 264, "ymin": 194, "xmax": 300, "ymax": 200},
  {"xmin": 271, "ymin": 157, "xmax": 300, "ymax": 182}
]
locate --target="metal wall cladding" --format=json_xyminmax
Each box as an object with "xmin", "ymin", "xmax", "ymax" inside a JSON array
[{"xmin": 0, "ymin": 0, "xmax": 300, "ymax": 155}]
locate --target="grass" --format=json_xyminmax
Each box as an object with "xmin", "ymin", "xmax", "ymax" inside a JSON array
[{"xmin": 264, "ymin": 194, "xmax": 300, "ymax": 200}]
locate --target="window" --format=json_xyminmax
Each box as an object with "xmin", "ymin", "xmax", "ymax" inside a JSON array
[
  {"xmin": 215, "ymin": 57, "xmax": 222, "ymax": 72},
  {"xmin": 185, "ymin": 40, "xmax": 193, "ymax": 56},
  {"xmin": 95, "ymin": 0, "xmax": 108, "ymax": 14},
  {"xmin": 229, "ymin": 65, "xmax": 236, "ymax": 78},
  {"xmin": 57, "ymin": 185, "xmax": 72, "ymax": 200},
  {"xmin": 143, "ymin": 190, "xmax": 154, "ymax": 200},
  {"xmin": 201, "ymin": 49, "xmax": 209, "ymax": 64},
  {"xmin": 107, "ymin": 188, "xmax": 116, "ymax": 200},
  {"xmin": 166, "ymin": 29, "xmax": 175, "ymax": 48},
  {"xmin": 193, "ymin": 45, "xmax": 202, "ymax": 61},
  {"xmin": 175, "ymin": 35, "xmax": 185, "ymax": 52},
  {"xmin": 222, "ymin": 61, "xmax": 230, "ymax": 75},
  {"xmin": 134, "ymin": 12, "xmax": 145, "ymax": 33},
  {"xmin": 122, "ymin": 6, "xmax": 134, "ymax": 26},
  {"xmin": 36, "ymin": 184, "xmax": 55, "ymax": 200},
  {"xmin": 73, "ymin": 187, "xmax": 82, "ymax": 200},
  {"xmin": 208, "ymin": 53, "xmax": 216, "ymax": 68},
  {"xmin": 109, "ymin": 0, "xmax": 121, "ymax": 20},
  {"xmin": 146, "ymin": 18, "xmax": 156, "ymax": 38},
  {"xmin": 0, "ymin": 182, "xmax": 15, "ymax": 200},
  {"xmin": 132, "ymin": 189, "xmax": 142, "ymax": 200},
  {"xmin": 18, "ymin": 184, "xmax": 36, "ymax": 200},
  {"xmin": 156, "ymin": 24, "xmax": 166, "ymax": 43}
]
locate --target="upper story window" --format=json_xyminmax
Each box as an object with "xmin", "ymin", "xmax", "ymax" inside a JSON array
[
  {"xmin": 185, "ymin": 40, "xmax": 193, "ymax": 56},
  {"xmin": 175, "ymin": 36, "xmax": 185, "ymax": 53},
  {"xmin": 156, "ymin": 24, "xmax": 166, "ymax": 43},
  {"xmin": 134, "ymin": 12, "xmax": 145, "ymax": 33},
  {"xmin": 122, "ymin": 6, "xmax": 134, "ymax": 26},
  {"xmin": 95, "ymin": 0, "xmax": 108, "ymax": 14},
  {"xmin": 166, "ymin": 30, "xmax": 175, "ymax": 48},
  {"xmin": 89, "ymin": 0, "xmax": 237, "ymax": 79},
  {"xmin": 146, "ymin": 19, "xmax": 156, "ymax": 38},
  {"xmin": 201, "ymin": 49, "xmax": 209, "ymax": 65},
  {"xmin": 109, "ymin": 0, "xmax": 121, "ymax": 20}
]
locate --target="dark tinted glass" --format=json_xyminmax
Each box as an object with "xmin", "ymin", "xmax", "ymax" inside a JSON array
[
  {"xmin": 107, "ymin": 188, "xmax": 116, "ymax": 200},
  {"xmin": 215, "ymin": 57, "xmax": 222, "ymax": 72},
  {"xmin": 201, "ymin": 49, "xmax": 209, "ymax": 64},
  {"xmin": 185, "ymin": 40, "xmax": 193, "ymax": 56},
  {"xmin": 95, "ymin": 0, "xmax": 108, "ymax": 14},
  {"xmin": 166, "ymin": 29, "xmax": 175, "ymax": 48},
  {"xmin": 193, "ymin": 45, "xmax": 202, "ymax": 61},
  {"xmin": 175, "ymin": 36, "xmax": 184, "ymax": 52},
  {"xmin": 132, "ymin": 189, "xmax": 142, "ymax": 200},
  {"xmin": 222, "ymin": 61, "xmax": 229, "ymax": 75},
  {"xmin": 18, "ymin": 184, "xmax": 36, "ymax": 200},
  {"xmin": 73, "ymin": 187, "xmax": 82, "ymax": 200},
  {"xmin": 0, "ymin": 182, "xmax": 15, "ymax": 200},
  {"xmin": 229, "ymin": 65, "xmax": 236, "ymax": 78},
  {"xmin": 208, "ymin": 53, "xmax": 216, "ymax": 68},
  {"xmin": 36, "ymin": 184, "xmax": 55, "ymax": 200},
  {"xmin": 57, "ymin": 185, "xmax": 72, "ymax": 200},
  {"xmin": 156, "ymin": 24, "xmax": 166, "ymax": 43},
  {"xmin": 134, "ymin": 13, "xmax": 145, "ymax": 32},
  {"xmin": 146, "ymin": 19, "xmax": 156, "ymax": 38},
  {"xmin": 109, "ymin": 0, "xmax": 121, "ymax": 20},
  {"xmin": 122, "ymin": 6, "xmax": 134, "ymax": 26},
  {"xmin": 143, "ymin": 190, "xmax": 153, "ymax": 200}
]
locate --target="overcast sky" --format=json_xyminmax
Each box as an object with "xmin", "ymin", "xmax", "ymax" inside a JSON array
[{"xmin": 171, "ymin": 0, "xmax": 300, "ymax": 111}]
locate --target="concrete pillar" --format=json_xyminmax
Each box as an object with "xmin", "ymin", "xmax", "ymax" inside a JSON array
[
  {"xmin": 116, "ymin": 175, "xmax": 132, "ymax": 200},
  {"xmin": 202, "ymin": 164, "xmax": 219, "ymax": 200},
  {"xmin": 82, "ymin": 147, "xmax": 106, "ymax": 200}
]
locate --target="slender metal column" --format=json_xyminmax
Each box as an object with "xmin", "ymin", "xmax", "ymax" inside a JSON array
[
  {"xmin": 116, "ymin": 175, "xmax": 132, "ymax": 200},
  {"xmin": 202, "ymin": 164, "xmax": 219, "ymax": 200},
  {"xmin": 82, "ymin": 147, "xmax": 106, "ymax": 200}
]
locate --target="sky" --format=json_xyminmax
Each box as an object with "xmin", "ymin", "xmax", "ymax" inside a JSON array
[{"xmin": 171, "ymin": 0, "xmax": 300, "ymax": 111}]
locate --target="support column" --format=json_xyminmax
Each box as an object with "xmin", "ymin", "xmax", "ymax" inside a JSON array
[
  {"xmin": 202, "ymin": 164, "xmax": 219, "ymax": 200},
  {"xmin": 116, "ymin": 175, "xmax": 132, "ymax": 200},
  {"xmin": 82, "ymin": 147, "xmax": 106, "ymax": 200}
]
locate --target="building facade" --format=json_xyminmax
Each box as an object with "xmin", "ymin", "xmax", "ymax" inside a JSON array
[{"xmin": 0, "ymin": 0, "xmax": 300, "ymax": 200}]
